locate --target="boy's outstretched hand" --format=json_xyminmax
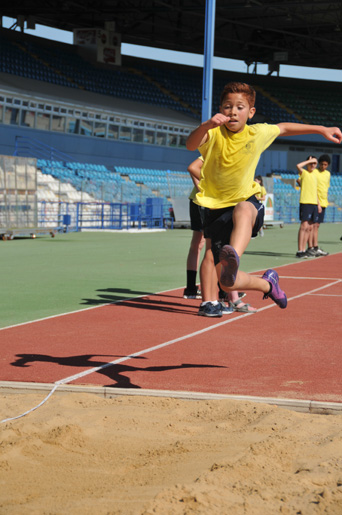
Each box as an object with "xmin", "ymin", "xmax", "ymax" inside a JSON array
[
  {"xmin": 278, "ymin": 122, "xmax": 342, "ymax": 144},
  {"xmin": 322, "ymin": 126, "xmax": 342, "ymax": 144}
]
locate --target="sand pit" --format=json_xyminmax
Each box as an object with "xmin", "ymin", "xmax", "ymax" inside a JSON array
[{"xmin": 1, "ymin": 392, "xmax": 342, "ymax": 514}]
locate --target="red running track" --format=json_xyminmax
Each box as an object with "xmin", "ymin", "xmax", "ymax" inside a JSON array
[{"xmin": 1, "ymin": 255, "xmax": 341, "ymax": 402}]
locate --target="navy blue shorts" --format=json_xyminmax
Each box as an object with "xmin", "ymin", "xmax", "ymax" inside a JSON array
[
  {"xmin": 189, "ymin": 199, "xmax": 204, "ymax": 232},
  {"xmin": 317, "ymin": 207, "xmax": 326, "ymax": 224},
  {"xmin": 203, "ymin": 195, "xmax": 265, "ymax": 265},
  {"xmin": 299, "ymin": 204, "xmax": 319, "ymax": 223}
]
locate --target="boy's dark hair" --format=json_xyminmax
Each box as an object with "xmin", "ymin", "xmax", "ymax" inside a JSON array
[
  {"xmin": 306, "ymin": 155, "xmax": 317, "ymax": 161},
  {"xmin": 220, "ymin": 82, "xmax": 256, "ymax": 108},
  {"xmin": 318, "ymin": 154, "xmax": 331, "ymax": 164},
  {"xmin": 255, "ymin": 174, "xmax": 264, "ymax": 186}
]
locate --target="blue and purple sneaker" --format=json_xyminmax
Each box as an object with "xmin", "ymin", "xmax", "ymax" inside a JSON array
[
  {"xmin": 219, "ymin": 245, "xmax": 240, "ymax": 287},
  {"xmin": 262, "ymin": 269, "xmax": 287, "ymax": 309}
]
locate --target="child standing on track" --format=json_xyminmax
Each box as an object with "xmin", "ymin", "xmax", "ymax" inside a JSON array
[
  {"xmin": 186, "ymin": 81, "xmax": 342, "ymax": 309},
  {"xmin": 312, "ymin": 154, "xmax": 331, "ymax": 256},
  {"xmin": 188, "ymin": 156, "xmax": 257, "ymax": 316},
  {"xmin": 254, "ymin": 175, "xmax": 267, "ymax": 237},
  {"xmin": 296, "ymin": 155, "xmax": 320, "ymax": 258}
]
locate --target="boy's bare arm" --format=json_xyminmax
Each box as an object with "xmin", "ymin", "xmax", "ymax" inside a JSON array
[
  {"xmin": 186, "ymin": 113, "xmax": 230, "ymax": 151},
  {"xmin": 189, "ymin": 172, "xmax": 200, "ymax": 190},
  {"xmin": 277, "ymin": 123, "xmax": 342, "ymax": 144},
  {"xmin": 296, "ymin": 157, "xmax": 317, "ymax": 175},
  {"xmin": 187, "ymin": 158, "xmax": 203, "ymax": 181}
]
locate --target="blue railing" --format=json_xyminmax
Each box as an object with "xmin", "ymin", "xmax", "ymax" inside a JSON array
[
  {"xmin": 38, "ymin": 200, "xmax": 173, "ymax": 231},
  {"xmin": 14, "ymin": 135, "xmax": 74, "ymax": 162}
]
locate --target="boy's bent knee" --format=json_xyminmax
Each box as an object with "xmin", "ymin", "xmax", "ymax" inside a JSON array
[
  {"xmin": 218, "ymin": 281, "xmax": 235, "ymax": 292},
  {"xmin": 233, "ymin": 201, "xmax": 257, "ymax": 222}
]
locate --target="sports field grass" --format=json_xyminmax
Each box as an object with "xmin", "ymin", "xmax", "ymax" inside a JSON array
[{"xmin": 1, "ymin": 223, "xmax": 341, "ymax": 328}]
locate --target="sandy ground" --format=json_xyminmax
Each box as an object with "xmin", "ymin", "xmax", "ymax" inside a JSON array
[{"xmin": 1, "ymin": 392, "xmax": 342, "ymax": 514}]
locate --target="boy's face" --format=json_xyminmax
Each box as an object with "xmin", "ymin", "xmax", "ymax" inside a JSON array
[
  {"xmin": 220, "ymin": 93, "xmax": 256, "ymax": 133},
  {"xmin": 319, "ymin": 161, "xmax": 329, "ymax": 171},
  {"xmin": 307, "ymin": 159, "xmax": 318, "ymax": 172}
]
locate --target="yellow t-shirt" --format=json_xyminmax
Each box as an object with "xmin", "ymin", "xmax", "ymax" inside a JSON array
[
  {"xmin": 189, "ymin": 186, "xmax": 197, "ymax": 201},
  {"xmin": 195, "ymin": 123, "xmax": 280, "ymax": 209},
  {"xmin": 299, "ymin": 169, "xmax": 318, "ymax": 204},
  {"xmin": 314, "ymin": 168, "xmax": 330, "ymax": 208},
  {"xmin": 256, "ymin": 185, "xmax": 267, "ymax": 200}
]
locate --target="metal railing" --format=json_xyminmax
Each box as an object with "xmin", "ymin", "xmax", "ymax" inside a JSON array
[{"xmin": 38, "ymin": 200, "xmax": 172, "ymax": 231}]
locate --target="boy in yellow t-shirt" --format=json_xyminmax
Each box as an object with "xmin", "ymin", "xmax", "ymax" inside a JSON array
[
  {"xmin": 296, "ymin": 156, "xmax": 320, "ymax": 258},
  {"xmin": 186, "ymin": 81, "xmax": 342, "ymax": 309},
  {"xmin": 310, "ymin": 154, "xmax": 331, "ymax": 256},
  {"xmin": 255, "ymin": 175, "xmax": 267, "ymax": 201},
  {"xmin": 254, "ymin": 175, "xmax": 267, "ymax": 237}
]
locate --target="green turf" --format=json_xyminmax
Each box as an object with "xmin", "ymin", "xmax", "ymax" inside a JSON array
[{"xmin": 1, "ymin": 224, "xmax": 341, "ymax": 328}]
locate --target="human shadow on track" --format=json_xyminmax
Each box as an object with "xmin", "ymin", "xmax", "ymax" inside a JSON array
[
  {"xmin": 319, "ymin": 240, "xmax": 342, "ymax": 246},
  {"xmin": 244, "ymin": 250, "xmax": 295, "ymax": 257},
  {"xmin": 81, "ymin": 291, "xmax": 198, "ymax": 315},
  {"xmin": 81, "ymin": 287, "xmax": 154, "ymax": 305},
  {"xmin": 11, "ymin": 353, "xmax": 226, "ymax": 389}
]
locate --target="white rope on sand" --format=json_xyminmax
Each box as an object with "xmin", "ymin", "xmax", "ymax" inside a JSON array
[{"xmin": 1, "ymin": 385, "xmax": 59, "ymax": 424}]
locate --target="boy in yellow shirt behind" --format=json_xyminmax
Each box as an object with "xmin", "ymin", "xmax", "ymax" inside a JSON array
[
  {"xmin": 296, "ymin": 156, "xmax": 320, "ymax": 258},
  {"xmin": 311, "ymin": 154, "xmax": 331, "ymax": 256}
]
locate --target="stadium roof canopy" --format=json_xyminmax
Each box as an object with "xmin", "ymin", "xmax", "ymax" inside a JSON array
[{"xmin": 2, "ymin": 0, "xmax": 342, "ymax": 71}]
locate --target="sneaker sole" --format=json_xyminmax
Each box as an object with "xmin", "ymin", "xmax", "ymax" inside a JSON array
[
  {"xmin": 219, "ymin": 245, "xmax": 239, "ymax": 287},
  {"xmin": 198, "ymin": 312, "xmax": 222, "ymax": 317}
]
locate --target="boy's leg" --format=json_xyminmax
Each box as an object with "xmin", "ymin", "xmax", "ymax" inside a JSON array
[
  {"xmin": 186, "ymin": 230, "xmax": 205, "ymax": 272},
  {"xmin": 198, "ymin": 238, "xmax": 224, "ymax": 317},
  {"xmin": 298, "ymin": 221, "xmax": 306, "ymax": 251},
  {"xmin": 211, "ymin": 201, "xmax": 287, "ymax": 308},
  {"xmin": 184, "ymin": 200, "xmax": 205, "ymax": 298},
  {"xmin": 184, "ymin": 229, "xmax": 204, "ymax": 297},
  {"xmin": 229, "ymin": 201, "xmax": 258, "ymax": 256},
  {"xmin": 199, "ymin": 239, "xmax": 218, "ymax": 302},
  {"xmin": 297, "ymin": 203, "xmax": 309, "ymax": 256},
  {"xmin": 219, "ymin": 267, "xmax": 287, "ymax": 308},
  {"xmin": 229, "ymin": 290, "xmax": 257, "ymax": 313},
  {"xmin": 298, "ymin": 220, "xmax": 311, "ymax": 252},
  {"xmin": 309, "ymin": 223, "xmax": 319, "ymax": 248},
  {"xmin": 216, "ymin": 201, "xmax": 257, "ymax": 288},
  {"xmin": 314, "ymin": 209, "xmax": 328, "ymax": 255}
]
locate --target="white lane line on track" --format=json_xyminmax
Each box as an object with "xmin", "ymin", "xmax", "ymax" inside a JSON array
[
  {"xmin": 309, "ymin": 293, "xmax": 342, "ymax": 297},
  {"xmin": 0, "ymin": 286, "xmax": 183, "ymax": 332},
  {"xmin": 277, "ymin": 276, "xmax": 341, "ymax": 280}
]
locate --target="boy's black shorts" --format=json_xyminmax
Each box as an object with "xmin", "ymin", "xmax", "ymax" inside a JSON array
[
  {"xmin": 317, "ymin": 207, "xmax": 326, "ymax": 224},
  {"xmin": 203, "ymin": 195, "xmax": 265, "ymax": 265},
  {"xmin": 189, "ymin": 199, "xmax": 204, "ymax": 231},
  {"xmin": 299, "ymin": 203, "xmax": 319, "ymax": 223}
]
